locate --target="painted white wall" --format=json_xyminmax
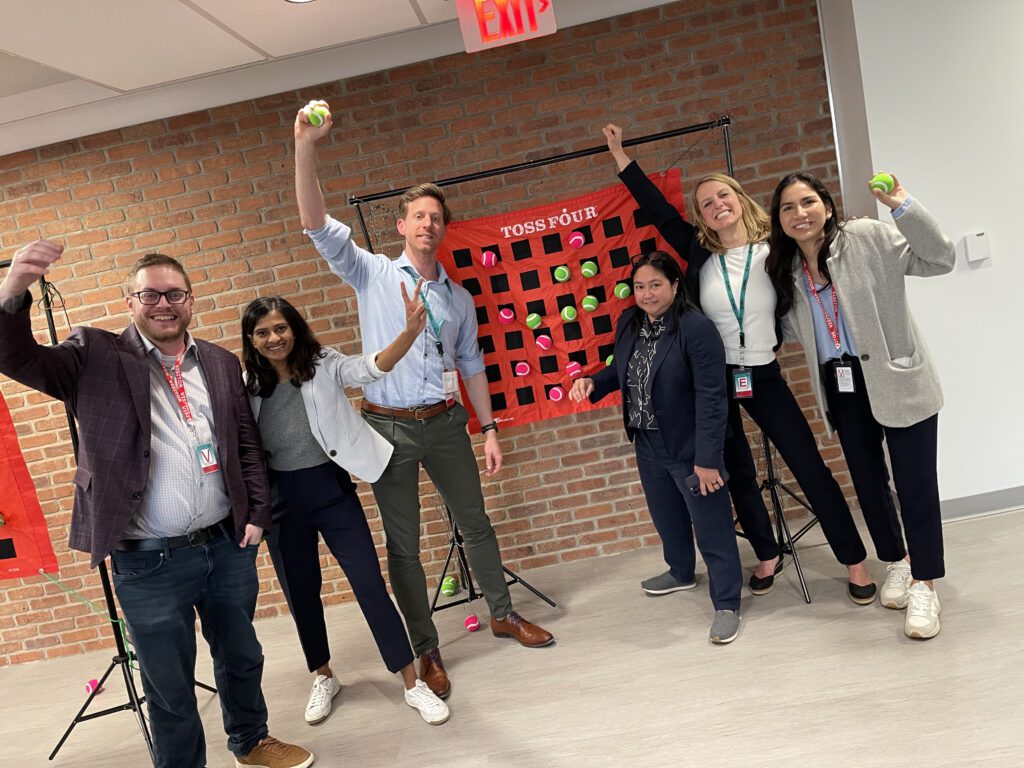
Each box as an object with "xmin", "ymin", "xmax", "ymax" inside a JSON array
[{"xmin": 850, "ymin": 0, "xmax": 1024, "ymax": 500}]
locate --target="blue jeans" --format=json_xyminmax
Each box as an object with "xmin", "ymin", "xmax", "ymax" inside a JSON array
[{"xmin": 112, "ymin": 532, "xmax": 269, "ymax": 768}]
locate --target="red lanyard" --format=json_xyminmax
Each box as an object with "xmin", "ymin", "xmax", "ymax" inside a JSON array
[
  {"xmin": 158, "ymin": 355, "xmax": 195, "ymax": 424},
  {"xmin": 801, "ymin": 261, "xmax": 841, "ymax": 351}
]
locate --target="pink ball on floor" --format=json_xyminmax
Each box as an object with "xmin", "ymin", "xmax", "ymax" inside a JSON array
[
  {"xmin": 465, "ymin": 614, "xmax": 480, "ymax": 632},
  {"xmin": 498, "ymin": 308, "xmax": 515, "ymax": 324},
  {"xmin": 480, "ymin": 250, "xmax": 497, "ymax": 267},
  {"xmin": 85, "ymin": 679, "xmax": 102, "ymax": 694}
]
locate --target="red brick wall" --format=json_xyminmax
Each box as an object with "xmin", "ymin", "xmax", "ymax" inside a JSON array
[{"xmin": 0, "ymin": 0, "xmax": 849, "ymax": 666}]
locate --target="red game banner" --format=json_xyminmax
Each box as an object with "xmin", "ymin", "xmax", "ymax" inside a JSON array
[
  {"xmin": 0, "ymin": 390, "xmax": 58, "ymax": 578},
  {"xmin": 437, "ymin": 169, "xmax": 686, "ymax": 430}
]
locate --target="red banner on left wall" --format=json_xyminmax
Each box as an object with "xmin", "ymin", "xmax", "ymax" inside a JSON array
[{"xmin": 0, "ymin": 391, "xmax": 58, "ymax": 579}]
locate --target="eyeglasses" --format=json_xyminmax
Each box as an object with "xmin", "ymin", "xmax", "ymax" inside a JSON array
[{"xmin": 130, "ymin": 290, "xmax": 191, "ymax": 305}]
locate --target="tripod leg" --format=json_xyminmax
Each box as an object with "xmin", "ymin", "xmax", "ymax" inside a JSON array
[
  {"xmin": 430, "ymin": 538, "xmax": 460, "ymax": 612},
  {"xmin": 502, "ymin": 567, "xmax": 557, "ymax": 608},
  {"xmin": 48, "ymin": 658, "xmax": 118, "ymax": 760},
  {"xmin": 761, "ymin": 432, "xmax": 812, "ymax": 603}
]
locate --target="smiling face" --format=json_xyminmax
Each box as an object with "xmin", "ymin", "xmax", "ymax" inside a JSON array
[
  {"xmin": 633, "ymin": 264, "xmax": 678, "ymax": 321},
  {"xmin": 696, "ymin": 179, "xmax": 744, "ymax": 234},
  {"xmin": 250, "ymin": 310, "xmax": 294, "ymax": 370},
  {"xmin": 397, "ymin": 195, "xmax": 447, "ymax": 259},
  {"xmin": 777, "ymin": 181, "xmax": 833, "ymax": 252},
  {"xmin": 126, "ymin": 265, "xmax": 193, "ymax": 352}
]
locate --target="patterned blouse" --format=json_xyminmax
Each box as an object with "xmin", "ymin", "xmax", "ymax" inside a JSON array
[{"xmin": 625, "ymin": 314, "xmax": 665, "ymax": 430}]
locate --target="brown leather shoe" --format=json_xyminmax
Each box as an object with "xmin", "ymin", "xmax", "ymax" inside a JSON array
[
  {"xmin": 418, "ymin": 648, "xmax": 451, "ymax": 700},
  {"xmin": 490, "ymin": 611, "xmax": 555, "ymax": 648}
]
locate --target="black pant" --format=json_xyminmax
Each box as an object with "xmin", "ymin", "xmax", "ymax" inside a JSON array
[
  {"xmin": 634, "ymin": 430, "xmax": 742, "ymax": 611},
  {"xmin": 266, "ymin": 462, "xmax": 414, "ymax": 674},
  {"xmin": 725, "ymin": 361, "xmax": 867, "ymax": 565},
  {"xmin": 822, "ymin": 357, "xmax": 944, "ymax": 580}
]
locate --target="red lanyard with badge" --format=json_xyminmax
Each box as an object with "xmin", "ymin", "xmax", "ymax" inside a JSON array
[
  {"xmin": 719, "ymin": 244, "xmax": 754, "ymax": 398},
  {"xmin": 159, "ymin": 354, "xmax": 221, "ymax": 474},
  {"xmin": 801, "ymin": 262, "xmax": 855, "ymax": 394}
]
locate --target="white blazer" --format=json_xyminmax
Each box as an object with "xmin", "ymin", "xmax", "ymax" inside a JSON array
[{"xmin": 249, "ymin": 347, "xmax": 394, "ymax": 483}]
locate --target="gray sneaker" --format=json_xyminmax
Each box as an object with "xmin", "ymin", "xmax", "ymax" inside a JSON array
[
  {"xmin": 641, "ymin": 570, "xmax": 697, "ymax": 596},
  {"xmin": 709, "ymin": 610, "xmax": 740, "ymax": 644}
]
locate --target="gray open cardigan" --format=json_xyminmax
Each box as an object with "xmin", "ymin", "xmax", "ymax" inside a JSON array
[{"xmin": 781, "ymin": 201, "xmax": 955, "ymax": 433}]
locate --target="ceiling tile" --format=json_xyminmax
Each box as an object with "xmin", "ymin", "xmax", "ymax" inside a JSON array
[
  {"xmin": 0, "ymin": 53, "xmax": 75, "ymax": 99},
  {"xmin": 415, "ymin": 0, "xmax": 460, "ymax": 25},
  {"xmin": 0, "ymin": 0, "xmax": 265, "ymax": 91}
]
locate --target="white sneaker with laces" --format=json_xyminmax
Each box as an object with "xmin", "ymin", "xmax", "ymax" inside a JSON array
[
  {"xmin": 304, "ymin": 674, "xmax": 342, "ymax": 725},
  {"xmin": 904, "ymin": 582, "xmax": 941, "ymax": 639},
  {"xmin": 404, "ymin": 679, "xmax": 450, "ymax": 725},
  {"xmin": 880, "ymin": 560, "xmax": 912, "ymax": 609}
]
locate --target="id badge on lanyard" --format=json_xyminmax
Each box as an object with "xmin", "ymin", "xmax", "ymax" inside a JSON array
[
  {"xmin": 160, "ymin": 354, "xmax": 221, "ymax": 474},
  {"xmin": 196, "ymin": 443, "xmax": 221, "ymax": 474},
  {"xmin": 834, "ymin": 364, "xmax": 856, "ymax": 393},
  {"xmin": 720, "ymin": 246, "xmax": 754, "ymax": 399},
  {"xmin": 442, "ymin": 369, "xmax": 459, "ymax": 399},
  {"xmin": 732, "ymin": 367, "xmax": 753, "ymax": 398}
]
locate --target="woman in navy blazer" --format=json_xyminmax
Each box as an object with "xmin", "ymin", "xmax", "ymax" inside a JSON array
[
  {"xmin": 241, "ymin": 291, "xmax": 449, "ymax": 727},
  {"xmin": 570, "ymin": 251, "xmax": 743, "ymax": 643}
]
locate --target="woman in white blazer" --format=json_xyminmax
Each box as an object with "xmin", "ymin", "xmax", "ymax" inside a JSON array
[
  {"xmin": 241, "ymin": 289, "xmax": 449, "ymax": 726},
  {"xmin": 765, "ymin": 172, "xmax": 955, "ymax": 640}
]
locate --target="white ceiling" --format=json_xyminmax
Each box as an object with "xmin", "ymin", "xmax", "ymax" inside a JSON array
[{"xmin": 0, "ymin": 0, "xmax": 666, "ymax": 158}]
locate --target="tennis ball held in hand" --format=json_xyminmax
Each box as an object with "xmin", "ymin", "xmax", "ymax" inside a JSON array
[
  {"xmin": 869, "ymin": 172, "xmax": 894, "ymax": 194},
  {"xmin": 305, "ymin": 100, "xmax": 330, "ymax": 127}
]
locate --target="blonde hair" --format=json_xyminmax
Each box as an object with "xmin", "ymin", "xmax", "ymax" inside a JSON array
[
  {"xmin": 397, "ymin": 183, "xmax": 452, "ymax": 225},
  {"xmin": 690, "ymin": 173, "xmax": 770, "ymax": 253}
]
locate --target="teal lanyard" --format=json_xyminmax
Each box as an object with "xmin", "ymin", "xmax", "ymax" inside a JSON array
[
  {"xmin": 401, "ymin": 266, "xmax": 451, "ymax": 357},
  {"xmin": 717, "ymin": 243, "xmax": 753, "ymax": 361}
]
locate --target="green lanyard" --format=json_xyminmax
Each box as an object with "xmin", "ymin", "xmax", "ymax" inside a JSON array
[
  {"xmin": 401, "ymin": 266, "xmax": 451, "ymax": 357},
  {"xmin": 717, "ymin": 243, "xmax": 753, "ymax": 362}
]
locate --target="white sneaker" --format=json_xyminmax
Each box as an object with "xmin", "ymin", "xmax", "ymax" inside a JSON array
[
  {"xmin": 404, "ymin": 679, "xmax": 450, "ymax": 725},
  {"xmin": 304, "ymin": 674, "xmax": 342, "ymax": 725},
  {"xmin": 880, "ymin": 560, "xmax": 912, "ymax": 609},
  {"xmin": 904, "ymin": 582, "xmax": 941, "ymax": 639}
]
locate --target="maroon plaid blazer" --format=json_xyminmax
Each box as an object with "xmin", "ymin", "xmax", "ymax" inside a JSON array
[{"xmin": 0, "ymin": 293, "xmax": 271, "ymax": 566}]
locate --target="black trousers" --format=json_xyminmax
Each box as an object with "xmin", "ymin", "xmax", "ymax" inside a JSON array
[
  {"xmin": 822, "ymin": 357, "xmax": 944, "ymax": 581},
  {"xmin": 266, "ymin": 462, "xmax": 414, "ymax": 674},
  {"xmin": 634, "ymin": 430, "xmax": 742, "ymax": 611},
  {"xmin": 725, "ymin": 361, "xmax": 867, "ymax": 565}
]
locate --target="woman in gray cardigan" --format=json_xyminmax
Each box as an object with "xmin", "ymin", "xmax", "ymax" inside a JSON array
[
  {"xmin": 241, "ymin": 291, "xmax": 450, "ymax": 726},
  {"xmin": 766, "ymin": 172, "xmax": 955, "ymax": 640}
]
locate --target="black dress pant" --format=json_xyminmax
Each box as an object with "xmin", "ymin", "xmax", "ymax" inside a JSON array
[
  {"xmin": 725, "ymin": 361, "xmax": 867, "ymax": 565},
  {"xmin": 266, "ymin": 462, "xmax": 414, "ymax": 674},
  {"xmin": 822, "ymin": 357, "xmax": 944, "ymax": 580},
  {"xmin": 634, "ymin": 430, "xmax": 742, "ymax": 611}
]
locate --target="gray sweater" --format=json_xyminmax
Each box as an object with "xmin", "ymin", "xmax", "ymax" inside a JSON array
[{"xmin": 782, "ymin": 201, "xmax": 955, "ymax": 432}]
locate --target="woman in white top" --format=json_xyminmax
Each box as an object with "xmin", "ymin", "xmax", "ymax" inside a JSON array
[
  {"xmin": 604, "ymin": 124, "xmax": 875, "ymax": 603},
  {"xmin": 241, "ymin": 290, "xmax": 451, "ymax": 726}
]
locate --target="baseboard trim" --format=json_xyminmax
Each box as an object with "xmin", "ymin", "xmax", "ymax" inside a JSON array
[{"xmin": 941, "ymin": 486, "xmax": 1024, "ymax": 520}]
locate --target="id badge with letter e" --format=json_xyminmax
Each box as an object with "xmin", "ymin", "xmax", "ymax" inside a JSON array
[
  {"xmin": 834, "ymin": 364, "xmax": 856, "ymax": 394},
  {"xmin": 732, "ymin": 367, "xmax": 753, "ymax": 399},
  {"xmin": 196, "ymin": 443, "xmax": 220, "ymax": 475}
]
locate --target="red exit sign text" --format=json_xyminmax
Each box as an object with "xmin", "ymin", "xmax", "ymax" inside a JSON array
[{"xmin": 455, "ymin": 0, "xmax": 557, "ymax": 53}]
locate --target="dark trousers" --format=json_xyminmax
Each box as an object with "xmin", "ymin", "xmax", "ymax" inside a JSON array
[
  {"xmin": 634, "ymin": 430, "xmax": 742, "ymax": 611},
  {"xmin": 365, "ymin": 404, "xmax": 513, "ymax": 656},
  {"xmin": 725, "ymin": 361, "xmax": 867, "ymax": 565},
  {"xmin": 112, "ymin": 532, "xmax": 268, "ymax": 768},
  {"xmin": 266, "ymin": 462, "xmax": 414, "ymax": 674},
  {"xmin": 823, "ymin": 357, "xmax": 944, "ymax": 580}
]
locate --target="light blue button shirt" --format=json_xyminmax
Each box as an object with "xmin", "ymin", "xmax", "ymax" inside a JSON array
[
  {"xmin": 804, "ymin": 280, "xmax": 858, "ymax": 363},
  {"xmin": 306, "ymin": 215, "xmax": 485, "ymax": 408}
]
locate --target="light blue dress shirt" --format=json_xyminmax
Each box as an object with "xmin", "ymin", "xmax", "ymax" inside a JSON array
[{"xmin": 306, "ymin": 215, "xmax": 485, "ymax": 408}]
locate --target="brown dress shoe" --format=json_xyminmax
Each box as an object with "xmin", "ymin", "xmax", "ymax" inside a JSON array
[
  {"xmin": 490, "ymin": 611, "xmax": 555, "ymax": 648},
  {"xmin": 418, "ymin": 648, "xmax": 451, "ymax": 700}
]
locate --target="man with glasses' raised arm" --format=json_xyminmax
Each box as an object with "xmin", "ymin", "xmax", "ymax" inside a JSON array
[{"xmin": 0, "ymin": 241, "xmax": 312, "ymax": 768}]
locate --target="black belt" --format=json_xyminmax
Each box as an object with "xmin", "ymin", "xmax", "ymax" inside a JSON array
[{"xmin": 115, "ymin": 520, "xmax": 229, "ymax": 552}]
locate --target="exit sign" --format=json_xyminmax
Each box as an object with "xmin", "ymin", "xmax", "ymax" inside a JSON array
[{"xmin": 454, "ymin": 0, "xmax": 557, "ymax": 53}]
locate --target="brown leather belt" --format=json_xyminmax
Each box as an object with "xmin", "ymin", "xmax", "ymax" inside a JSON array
[{"xmin": 361, "ymin": 399, "xmax": 455, "ymax": 421}]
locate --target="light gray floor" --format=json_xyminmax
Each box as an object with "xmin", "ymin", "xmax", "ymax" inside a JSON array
[{"xmin": 4, "ymin": 510, "xmax": 1022, "ymax": 767}]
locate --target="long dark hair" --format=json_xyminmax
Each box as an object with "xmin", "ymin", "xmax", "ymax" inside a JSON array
[
  {"xmin": 241, "ymin": 296, "xmax": 325, "ymax": 398},
  {"xmin": 629, "ymin": 250, "xmax": 697, "ymax": 332},
  {"xmin": 766, "ymin": 173, "xmax": 841, "ymax": 317}
]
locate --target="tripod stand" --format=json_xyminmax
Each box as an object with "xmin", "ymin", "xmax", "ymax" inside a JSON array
[
  {"xmin": 430, "ymin": 506, "xmax": 556, "ymax": 615},
  {"xmin": 757, "ymin": 431, "xmax": 820, "ymax": 604}
]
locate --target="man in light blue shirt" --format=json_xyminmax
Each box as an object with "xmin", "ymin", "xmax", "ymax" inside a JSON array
[{"xmin": 294, "ymin": 106, "xmax": 555, "ymax": 701}]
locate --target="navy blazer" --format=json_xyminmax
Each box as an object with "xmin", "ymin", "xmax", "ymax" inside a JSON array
[
  {"xmin": 590, "ymin": 306, "xmax": 728, "ymax": 470},
  {"xmin": 0, "ymin": 292, "xmax": 272, "ymax": 566}
]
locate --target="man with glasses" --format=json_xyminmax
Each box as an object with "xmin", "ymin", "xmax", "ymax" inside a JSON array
[{"xmin": 0, "ymin": 241, "xmax": 312, "ymax": 768}]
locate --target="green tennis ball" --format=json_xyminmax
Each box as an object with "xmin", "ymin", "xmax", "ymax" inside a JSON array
[
  {"xmin": 614, "ymin": 283, "xmax": 632, "ymax": 299},
  {"xmin": 580, "ymin": 260, "xmax": 598, "ymax": 278},
  {"xmin": 581, "ymin": 295, "xmax": 599, "ymax": 312},
  {"xmin": 553, "ymin": 265, "xmax": 571, "ymax": 283},
  {"xmin": 525, "ymin": 312, "xmax": 542, "ymax": 329},
  {"xmin": 869, "ymin": 172, "xmax": 894, "ymax": 194},
  {"xmin": 561, "ymin": 306, "xmax": 578, "ymax": 322},
  {"xmin": 605, "ymin": 354, "xmax": 614, "ymax": 366}
]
